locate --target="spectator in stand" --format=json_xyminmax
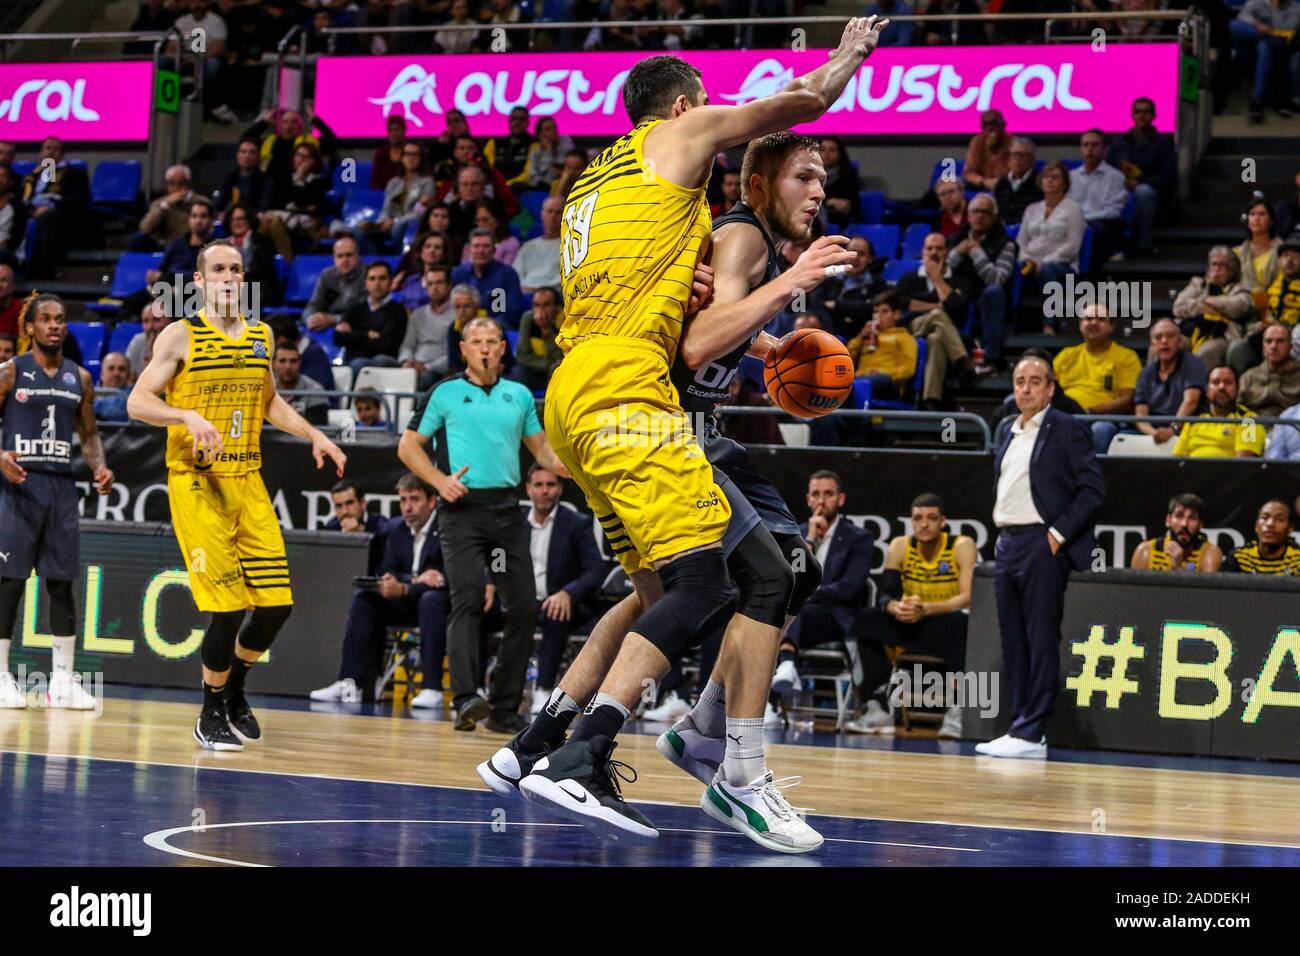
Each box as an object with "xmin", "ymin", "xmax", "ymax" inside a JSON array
[
  {"xmin": 94, "ymin": 352, "xmax": 134, "ymax": 423},
  {"xmin": 1238, "ymin": 322, "xmax": 1300, "ymax": 417},
  {"xmin": 513, "ymin": 286, "xmax": 564, "ymax": 392},
  {"xmin": 551, "ymin": 148, "xmax": 590, "ymax": 200},
  {"xmin": 963, "ymin": 110, "xmax": 1012, "ymax": 191},
  {"xmin": 415, "ymin": 202, "xmax": 460, "ymax": 260},
  {"xmin": 170, "ymin": 0, "xmax": 238, "ymax": 123},
  {"xmin": 217, "ymin": 138, "xmax": 274, "ymax": 212},
  {"xmin": 1230, "ymin": 0, "xmax": 1300, "ymax": 122},
  {"xmin": 377, "ymin": 142, "xmax": 435, "ymax": 248},
  {"xmin": 132, "ymin": 165, "xmax": 195, "ymax": 252},
  {"xmin": 1232, "ymin": 231, "xmax": 1300, "ymax": 375},
  {"xmin": 371, "ymin": 115, "xmax": 409, "ymax": 191},
  {"xmin": 822, "ymin": 235, "xmax": 885, "ymax": 337},
  {"xmin": 1276, "ymin": 167, "xmax": 1300, "ymax": 239},
  {"xmin": 917, "ymin": 0, "xmax": 985, "ymax": 45},
  {"xmin": 304, "ymin": 235, "xmax": 366, "ymax": 330},
  {"xmin": 1223, "ymin": 500, "xmax": 1300, "ymax": 573},
  {"xmin": 863, "ymin": 0, "xmax": 914, "ymax": 45},
  {"xmin": 934, "ymin": 178, "xmax": 968, "ymax": 240},
  {"xmin": 224, "ymin": 202, "xmax": 282, "ymax": 305},
  {"xmin": 242, "ymin": 107, "xmax": 338, "ymax": 210},
  {"xmin": 1174, "ymin": 245, "xmax": 1253, "ymax": 370},
  {"xmin": 127, "ymin": 299, "xmax": 173, "ymax": 377},
  {"xmin": 582, "ymin": 0, "xmax": 646, "ymax": 50},
  {"xmin": 1172, "ymin": 365, "xmax": 1266, "ymax": 457},
  {"xmin": 334, "ymin": 260, "xmax": 408, "ymax": 375},
  {"xmin": 428, "ymin": 109, "xmax": 472, "ymax": 169},
  {"xmin": 435, "ymin": 136, "xmax": 519, "ymax": 218},
  {"xmin": 485, "ymin": 107, "xmax": 535, "ymax": 182},
  {"xmin": 148, "ymin": 198, "xmax": 216, "ymax": 289},
  {"xmin": 451, "ymin": 228, "xmax": 525, "ymax": 328},
  {"xmin": 400, "ymin": 265, "xmax": 457, "ymax": 390},
  {"xmin": 645, "ymin": 0, "xmax": 705, "ymax": 51},
  {"xmin": 1265, "ymin": 394, "xmax": 1300, "ymax": 460},
  {"xmin": 462, "ymin": 200, "xmax": 519, "ymax": 267},
  {"xmin": 435, "ymin": 0, "xmax": 481, "ymax": 54},
  {"xmin": 264, "ymin": 141, "xmax": 330, "ymax": 248},
  {"xmin": 445, "ymin": 165, "xmax": 489, "ymax": 239},
  {"xmin": 1019, "ymin": 162, "xmax": 1086, "ymax": 334},
  {"xmin": 515, "ymin": 196, "xmax": 562, "ymax": 292},
  {"xmin": 1236, "ymin": 198, "xmax": 1282, "ymax": 302},
  {"xmin": 1068, "ymin": 129, "xmax": 1129, "ymax": 265},
  {"xmin": 520, "ymin": 117, "xmax": 575, "ymax": 193},
  {"xmin": 1133, "ymin": 319, "xmax": 1208, "ymax": 449},
  {"xmin": 992, "ymin": 137, "xmax": 1044, "ymax": 226},
  {"xmin": 129, "ymin": 0, "xmax": 179, "ymax": 53},
  {"xmin": 305, "ymin": 7, "xmax": 335, "ymax": 55},
  {"xmin": 0, "ymin": 333, "xmax": 13, "ymax": 364},
  {"xmin": 947, "ymin": 193, "xmax": 1016, "ymax": 373},
  {"xmin": 712, "ymin": 169, "xmax": 742, "ymax": 217},
  {"xmin": 0, "ymin": 164, "xmax": 25, "ymax": 263},
  {"xmin": 1106, "ymin": 97, "xmax": 1177, "ymax": 252},
  {"xmin": 325, "ymin": 477, "xmax": 388, "ymax": 575},
  {"xmin": 0, "ymin": 263, "xmax": 20, "ymax": 338},
  {"xmin": 352, "ymin": 389, "xmax": 389, "ymax": 429},
  {"xmin": 522, "ymin": 463, "xmax": 607, "ymax": 714},
  {"xmin": 818, "ymin": 136, "xmax": 863, "ymax": 229},
  {"xmin": 847, "ymin": 290, "xmax": 918, "ymax": 401},
  {"xmin": 270, "ymin": 316, "xmax": 334, "ymax": 393},
  {"xmin": 445, "ymin": 283, "xmax": 483, "ymax": 373},
  {"xmin": 356, "ymin": 0, "xmax": 421, "ymax": 53},
  {"xmin": 897, "ymin": 232, "xmax": 973, "ymax": 408},
  {"xmin": 394, "ymin": 231, "xmax": 452, "ymax": 309},
  {"xmin": 310, "ymin": 474, "xmax": 449, "ymax": 705},
  {"xmin": 274, "ymin": 341, "xmax": 330, "ymax": 426},
  {"xmin": 1053, "ymin": 303, "xmax": 1143, "ymax": 453},
  {"xmin": 1130, "ymin": 494, "xmax": 1224, "ymax": 572}
]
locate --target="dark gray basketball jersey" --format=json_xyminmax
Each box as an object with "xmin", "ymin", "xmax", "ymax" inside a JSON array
[
  {"xmin": 2, "ymin": 352, "xmax": 82, "ymax": 475},
  {"xmin": 670, "ymin": 201, "xmax": 783, "ymax": 415}
]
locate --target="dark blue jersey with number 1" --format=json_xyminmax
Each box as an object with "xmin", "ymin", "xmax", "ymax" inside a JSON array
[{"xmin": 1, "ymin": 352, "xmax": 82, "ymax": 476}]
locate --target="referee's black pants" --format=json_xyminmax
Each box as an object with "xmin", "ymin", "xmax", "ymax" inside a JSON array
[{"xmin": 439, "ymin": 489, "xmax": 537, "ymax": 716}]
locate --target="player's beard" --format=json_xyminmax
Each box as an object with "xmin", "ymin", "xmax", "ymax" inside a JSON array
[
  {"xmin": 33, "ymin": 336, "xmax": 62, "ymax": 359},
  {"xmin": 763, "ymin": 195, "xmax": 812, "ymax": 244}
]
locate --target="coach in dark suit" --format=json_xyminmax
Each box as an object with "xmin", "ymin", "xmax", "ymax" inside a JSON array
[
  {"xmin": 774, "ymin": 469, "xmax": 876, "ymax": 683},
  {"xmin": 522, "ymin": 465, "xmax": 607, "ymax": 708},
  {"xmin": 978, "ymin": 355, "xmax": 1104, "ymax": 759},
  {"xmin": 311, "ymin": 475, "xmax": 449, "ymax": 705}
]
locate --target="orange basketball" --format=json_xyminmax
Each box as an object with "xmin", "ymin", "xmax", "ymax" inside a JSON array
[{"xmin": 763, "ymin": 328, "xmax": 854, "ymax": 419}]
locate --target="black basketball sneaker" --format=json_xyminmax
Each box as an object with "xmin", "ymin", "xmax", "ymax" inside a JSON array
[
  {"xmin": 477, "ymin": 728, "xmax": 554, "ymax": 797},
  {"xmin": 518, "ymin": 736, "xmax": 658, "ymax": 844},
  {"xmin": 226, "ymin": 690, "xmax": 262, "ymax": 744},
  {"xmin": 194, "ymin": 705, "xmax": 244, "ymax": 752}
]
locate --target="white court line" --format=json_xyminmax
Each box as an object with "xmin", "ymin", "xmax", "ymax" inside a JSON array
[{"xmin": 142, "ymin": 818, "xmax": 977, "ymax": 866}]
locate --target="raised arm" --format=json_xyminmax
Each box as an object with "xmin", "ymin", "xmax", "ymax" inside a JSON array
[{"xmin": 75, "ymin": 366, "xmax": 113, "ymax": 495}]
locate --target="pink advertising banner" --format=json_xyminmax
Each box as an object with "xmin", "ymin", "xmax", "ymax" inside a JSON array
[
  {"xmin": 0, "ymin": 62, "xmax": 154, "ymax": 141},
  {"xmin": 315, "ymin": 45, "xmax": 1180, "ymax": 140}
]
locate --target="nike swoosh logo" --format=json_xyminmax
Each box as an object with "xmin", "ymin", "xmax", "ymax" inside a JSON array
[{"xmin": 558, "ymin": 783, "xmax": 588, "ymax": 804}]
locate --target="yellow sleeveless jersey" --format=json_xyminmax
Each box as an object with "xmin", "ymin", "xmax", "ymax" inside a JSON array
[
  {"xmin": 1224, "ymin": 541, "xmax": 1300, "ymax": 576},
  {"xmin": 165, "ymin": 313, "xmax": 273, "ymax": 475},
  {"xmin": 901, "ymin": 532, "xmax": 962, "ymax": 603},
  {"xmin": 557, "ymin": 119, "xmax": 711, "ymax": 363},
  {"xmin": 1144, "ymin": 534, "xmax": 1208, "ymax": 571}
]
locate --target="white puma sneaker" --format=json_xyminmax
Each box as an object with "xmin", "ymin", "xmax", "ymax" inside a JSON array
[
  {"xmin": 0, "ymin": 672, "xmax": 27, "ymax": 709},
  {"xmin": 47, "ymin": 671, "xmax": 96, "ymax": 710},
  {"xmin": 655, "ymin": 713, "xmax": 723, "ymax": 786},
  {"xmin": 700, "ymin": 769, "xmax": 823, "ymax": 854}
]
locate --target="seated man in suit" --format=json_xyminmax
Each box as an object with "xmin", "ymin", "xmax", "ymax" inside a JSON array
[
  {"xmin": 21, "ymin": 136, "xmax": 89, "ymax": 278},
  {"xmin": 522, "ymin": 464, "xmax": 608, "ymax": 714},
  {"xmin": 310, "ymin": 474, "xmax": 449, "ymax": 705},
  {"xmin": 847, "ymin": 492, "xmax": 975, "ymax": 737},
  {"xmin": 771, "ymin": 469, "xmax": 875, "ymax": 700},
  {"xmin": 325, "ymin": 479, "xmax": 388, "ymax": 574}
]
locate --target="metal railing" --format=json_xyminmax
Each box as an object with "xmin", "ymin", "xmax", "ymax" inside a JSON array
[{"xmin": 716, "ymin": 404, "xmax": 995, "ymax": 451}]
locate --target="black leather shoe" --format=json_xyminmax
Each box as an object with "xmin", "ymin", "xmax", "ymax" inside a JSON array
[
  {"xmin": 454, "ymin": 695, "xmax": 491, "ymax": 731},
  {"xmin": 485, "ymin": 711, "xmax": 529, "ymax": 735}
]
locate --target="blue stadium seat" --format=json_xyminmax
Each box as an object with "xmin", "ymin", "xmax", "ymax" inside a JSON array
[
  {"xmin": 274, "ymin": 255, "xmax": 289, "ymax": 287},
  {"xmin": 850, "ymin": 376, "xmax": 873, "ymax": 410},
  {"xmin": 402, "ymin": 218, "xmax": 419, "ymax": 250},
  {"xmin": 845, "ymin": 223, "xmax": 900, "ymax": 257},
  {"xmin": 332, "ymin": 160, "xmax": 374, "ymax": 194},
  {"xmin": 11, "ymin": 160, "xmax": 35, "ymax": 180},
  {"xmin": 505, "ymin": 329, "xmax": 520, "ymax": 352},
  {"xmin": 304, "ymin": 326, "xmax": 342, "ymax": 362},
  {"xmin": 883, "ymin": 258, "xmax": 919, "ymax": 283},
  {"xmin": 1078, "ymin": 225, "xmax": 1095, "ymax": 275},
  {"xmin": 68, "ymin": 323, "xmax": 107, "ymax": 381},
  {"xmin": 929, "ymin": 159, "xmax": 965, "ymax": 187},
  {"xmin": 287, "ymin": 255, "xmax": 334, "ymax": 304},
  {"xmin": 90, "ymin": 160, "xmax": 141, "ymax": 209},
  {"xmin": 1062, "ymin": 158, "xmax": 1083, "ymax": 171},
  {"xmin": 901, "ymin": 223, "xmax": 929, "ymax": 259},
  {"xmin": 108, "ymin": 322, "xmax": 142, "ymax": 357},
  {"xmin": 520, "ymin": 190, "xmax": 549, "ymax": 220},
  {"xmin": 369, "ymin": 256, "xmax": 401, "ymax": 274},
  {"xmin": 341, "ymin": 189, "xmax": 385, "ymax": 223},
  {"xmin": 867, "ymin": 336, "xmax": 926, "ymax": 411},
  {"xmin": 110, "ymin": 252, "xmax": 163, "ymax": 299},
  {"xmin": 858, "ymin": 190, "xmax": 885, "ymax": 225},
  {"xmin": 1006, "ymin": 223, "xmax": 1020, "ymax": 240}
]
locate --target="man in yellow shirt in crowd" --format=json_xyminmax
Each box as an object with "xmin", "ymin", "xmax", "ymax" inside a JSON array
[
  {"xmin": 1052, "ymin": 302, "xmax": 1143, "ymax": 453},
  {"xmin": 847, "ymin": 290, "xmax": 918, "ymax": 402},
  {"xmin": 1173, "ymin": 364, "xmax": 1266, "ymax": 458}
]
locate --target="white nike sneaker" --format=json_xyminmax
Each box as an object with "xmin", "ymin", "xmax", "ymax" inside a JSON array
[
  {"xmin": 47, "ymin": 672, "xmax": 96, "ymax": 710},
  {"xmin": 843, "ymin": 699, "xmax": 894, "ymax": 735},
  {"xmin": 409, "ymin": 688, "xmax": 443, "ymax": 710},
  {"xmin": 938, "ymin": 705, "xmax": 963, "ymax": 740},
  {"xmin": 655, "ymin": 713, "xmax": 723, "ymax": 785},
  {"xmin": 642, "ymin": 690, "xmax": 690, "ymax": 723},
  {"xmin": 700, "ymin": 769, "xmax": 823, "ymax": 854},
  {"xmin": 309, "ymin": 678, "xmax": 360, "ymax": 702},
  {"xmin": 0, "ymin": 672, "xmax": 27, "ymax": 709},
  {"xmin": 530, "ymin": 687, "xmax": 550, "ymax": 715},
  {"xmin": 771, "ymin": 659, "xmax": 801, "ymax": 696},
  {"xmin": 763, "ymin": 701, "xmax": 784, "ymax": 730},
  {"xmin": 974, "ymin": 733, "xmax": 1047, "ymax": 759}
]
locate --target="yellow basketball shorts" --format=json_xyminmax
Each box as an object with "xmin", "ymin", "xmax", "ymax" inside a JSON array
[
  {"xmin": 167, "ymin": 470, "xmax": 293, "ymax": 613},
  {"xmin": 545, "ymin": 337, "xmax": 730, "ymax": 573}
]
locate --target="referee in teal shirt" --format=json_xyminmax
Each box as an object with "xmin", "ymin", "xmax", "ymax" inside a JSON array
[{"xmin": 399, "ymin": 316, "xmax": 569, "ymax": 733}]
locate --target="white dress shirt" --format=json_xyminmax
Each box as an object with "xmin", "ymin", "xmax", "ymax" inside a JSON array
[
  {"xmin": 812, "ymin": 514, "xmax": 842, "ymax": 567},
  {"xmin": 1068, "ymin": 162, "xmax": 1128, "ymax": 221},
  {"xmin": 411, "ymin": 511, "xmax": 437, "ymax": 575},
  {"xmin": 528, "ymin": 506, "xmax": 557, "ymax": 600},
  {"xmin": 995, "ymin": 406, "xmax": 1050, "ymax": 526}
]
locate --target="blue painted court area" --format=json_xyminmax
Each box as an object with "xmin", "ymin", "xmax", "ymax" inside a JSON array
[{"xmin": 2, "ymin": 751, "xmax": 1297, "ymax": 867}]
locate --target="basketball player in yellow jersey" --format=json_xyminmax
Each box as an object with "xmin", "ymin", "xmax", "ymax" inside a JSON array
[
  {"xmin": 128, "ymin": 240, "xmax": 347, "ymax": 752},
  {"xmin": 1130, "ymin": 493, "xmax": 1223, "ymax": 572},
  {"xmin": 516, "ymin": 17, "xmax": 891, "ymax": 843}
]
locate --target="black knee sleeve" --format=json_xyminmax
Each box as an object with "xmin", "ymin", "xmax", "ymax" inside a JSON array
[
  {"xmin": 728, "ymin": 527, "xmax": 795, "ymax": 628},
  {"xmin": 634, "ymin": 550, "xmax": 734, "ymax": 661},
  {"xmin": 0, "ymin": 578, "xmax": 25, "ymax": 640},
  {"xmin": 238, "ymin": 604, "xmax": 292, "ymax": 653},
  {"xmin": 776, "ymin": 533, "xmax": 822, "ymax": 616},
  {"xmin": 44, "ymin": 579, "xmax": 76, "ymax": 635},
  {"xmin": 201, "ymin": 610, "xmax": 246, "ymax": 672}
]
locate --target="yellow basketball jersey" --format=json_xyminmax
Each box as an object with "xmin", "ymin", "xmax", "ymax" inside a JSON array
[
  {"xmin": 1144, "ymin": 534, "xmax": 1208, "ymax": 571},
  {"xmin": 165, "ymin": 313, "xmax": 273, "ymax": 475},
  {"xmin": 901, "ymin": 532, "xmax": 961, "ymax": 603},
  {"xmin": 557, "ymin": 120, "xmax": 712, "ymax": 363}
]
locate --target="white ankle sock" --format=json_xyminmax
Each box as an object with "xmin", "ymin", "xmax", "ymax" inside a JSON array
[
  {"xmin": 0, "ymin": 637, "xmax": 10, "ymax": 675},
  {"xmin": 689, "ymin": 679, "xmax": 726, "ymax": 738},
  {"xmin": 722, "ymin": 716, "xmax": 765, "ymax": 786},
  {"xmin": 52, "ymin": 635, "xmax": 76, "ymax": 676}
]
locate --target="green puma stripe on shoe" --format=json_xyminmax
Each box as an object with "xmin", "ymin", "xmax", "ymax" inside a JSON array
[
  {"xmin": 706, "ymin": 785, "xmax": 733, "ymax": 818},
  {"xmin": 717, "ymin": 782, "xmax": 770, "ymax": 833},
  {"xmin": 665, "ymin": 728, "xmax": 685, "ymax": 758}
]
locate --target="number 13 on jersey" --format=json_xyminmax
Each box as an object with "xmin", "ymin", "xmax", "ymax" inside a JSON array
[{"xmin": 560, "ymin": 191, "xmax": 599, "ymax": 277}]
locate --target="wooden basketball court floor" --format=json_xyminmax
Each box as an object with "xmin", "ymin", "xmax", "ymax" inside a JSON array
[{"xmin": 2, "ymin": 686, "xmax": 1298, "ymax": 867}]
